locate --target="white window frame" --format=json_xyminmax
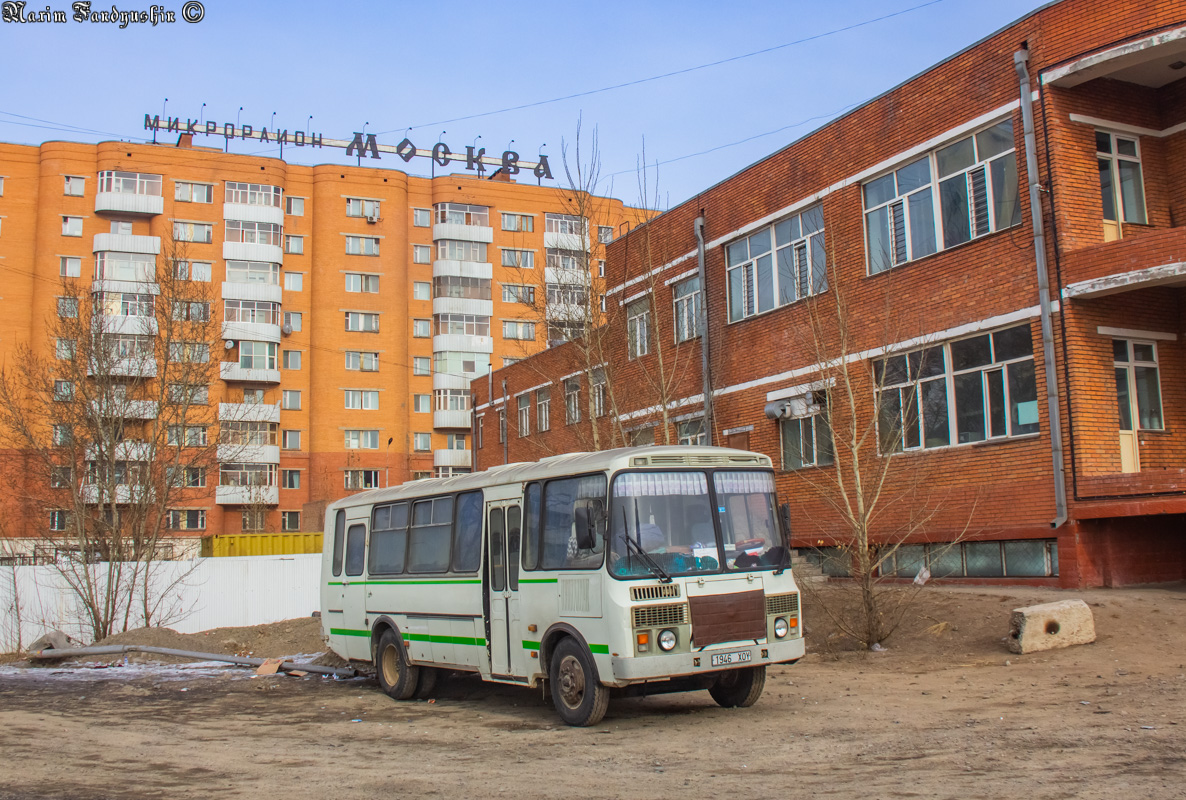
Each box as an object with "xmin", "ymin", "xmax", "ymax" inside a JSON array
[
  {"xmin": 673, "ymin": 276, "xmax": 702, "ymax": 343},
  {"xmin": 627, "ymin": 297, "xmax": 651, "ymax": 359},
  {"xmin": 725, "ymin": 204, "xmax": 826, "ymax": 323},
  {"xmin": 345, "ymin": 273, "xmax": 379, "ymax": 293},
  {"xmin": 1096, "ymin": 130, "xmax": 1147, "ymax": 226},
  {"xmin": 345, "ymin": 235, "xmax": 380, "ymax": 256}
]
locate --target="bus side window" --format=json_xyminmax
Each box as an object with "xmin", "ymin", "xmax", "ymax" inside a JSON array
[
  {"xmin": 541, "ymin": 475, "xmax": 607, "ymax": 570},
  {"xmin": 452, "ymin": 491, "xmax": 483, "ymax": 572},
  {"xmin": 369, "ymin": 502, "xmax": 408, "ymax": 575},
  {"xmin": 522, "ymin": 482, "xmax": 541, "ymax": 570},
  {"xmin": 331, "ymin": 509, "xmax": 346, "ymax": 577},
  {"xmin": 344, "ymin": 523, "xmax": 366, "ymax": 577},
  {"xmin": 408, "ymin": 496, "xmax": 453, "ymax": 573},
  {"xmin": 507, "ymin": 506, "xmax": 521, "ymax": 591}
]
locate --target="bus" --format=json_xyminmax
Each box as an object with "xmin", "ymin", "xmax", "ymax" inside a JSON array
[{"xmin": 320, "ymin": 445, "xmax": 805, "ymax": 726}]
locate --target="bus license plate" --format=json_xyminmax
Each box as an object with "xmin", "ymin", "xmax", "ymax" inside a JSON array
[{"xmin": 710, "ymin": 650, "xmax": 752, "ymax": 667}]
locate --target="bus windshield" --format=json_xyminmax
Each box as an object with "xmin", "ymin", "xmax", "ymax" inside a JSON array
[{"xmin": 608, "ymin": 470, "xmax": 784, "ymax": 578}]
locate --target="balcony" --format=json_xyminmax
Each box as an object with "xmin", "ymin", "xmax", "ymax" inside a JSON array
[
  {"xmin": 217, "ymin": 444, "xmax": 280, "ymax": 463},
  {"xmin": 223, "ymin": 241, "xmax": 284, "ymax": 265},
  {"xmin": 222, "ymin": 321, "xmax": 282, "ymax": 344},
  {"xmin": 215, "ymin": 485, "xmax": 279, "ymax": 505},
  {"xmin": 85, "ymin": 441, "xmax": 153, "ymax": 462},
  {"xmin": 220, "ymin": 362, "xmax": 281, "ymax": 384},
  {"xmin": 432, "ymin": 372, "xmax": 470, "ymax": 391},
  {"xmin": 93, "ymin": 233, "xmax": 160, "ymax": 255},
  {"xmin": 433, "ymin": 448, "xmax": 472, "ymax": 469},
  {"xmin": 95, "ymin": 315, "xmax": 158, "ymax": 337},
  {"xmin": 434, "ymin": 409, "xmax": 472, "ymax": 430},
  {"xmin": 432, "ymin": 259, "xmax": 492, "ymax": 280},
  {"xmin": 90, "ymin": 399, "xmax": 158, "ymax": 419},
  {"xmin": 433, "ymin": 222, "xmax": 493, "ymax": 244},
  {"xmin": 544, "ymin": 231, "xmax": 586, "ymax": 250},
  {"xmin": 223, "ymin": 202, "xmax": 284, "ymax": 227},
  {"xmin": 81, "ymin": 484, "xmax": 148, "ymax": 504},
  {"xmin": 88, "ymin": 357, "xmax": 157, "ymax": 378},
  {"xmin": 219, "ymin": 402, "xmax": 281, "ymax": 423},
  {"xmin": 1060, "ymin": 227, "xmax": 1186, "ymax": 294},
  {"xmin": 95, "ymin": 192, "xmax": 163, "ymax": 216},
  {"xmin": 92, "ymin": 279, "xmax": 160, "ymax": 296},
  {"xmin": 433, "ymin": 334, "xmax": 493, "ymax": 354},
  {"xmin": 432, "ymin": 297, "xmax": 493, "ymax": 317}
]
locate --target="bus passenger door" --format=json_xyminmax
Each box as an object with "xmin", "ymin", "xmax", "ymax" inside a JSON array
[
  {"xmin": 341, "ymin": 519, "xmax": 370, "ymax": 660},
  {"xmin": 486, "ymin": 503, "xmax": 523, "ymax": 677}
]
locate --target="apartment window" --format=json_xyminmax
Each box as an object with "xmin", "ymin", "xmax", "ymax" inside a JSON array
[
  {"xmin": 501, "ymin": 249, "xmax": 535, "ymax": 269},
  {"xmin": 225, "ymin": 182, "xmax": 281, "ymax": 207},
  {"xmin": 284, "ymin": 235, "xmax": 304, "ymax": 254},
  {"xmin": 413, "ymin": 208, "xmax": 431, "ymax": 227},
  {"xmin": 225, "ymin": 299, "xmax": 280, "ymax": 325},
  {"xmin": 172, "ymin": 300, "xmax": 210, "ymax": 321},
  {"xmin": 630, "ymin": 426, "xmax": 655, "ymax": 447},
  {"xmin": 447, "ymin": 433, "xmax": 466, "ymax": 450},
  {"xmin": 413, "ymin": 244, "xmax": 432, "ymax": 264},
  {"xmin": 547, "ymin": 321, "xmax": 583, "ymax": 344},
  {"xmin": 413, "ymin": 281, "xmax": 431, "ymax": 300},
  {"xmin": 285, "ymin": 196, "xmax": 304, "ymax": 216},
  {"xmin": 875, "ymin": 323, "xmax": 1037, "ymax": 453},
  {"xmin": 239, "ymin": 341, "xmax": 277, "ymax": 370},
  {"xmin": 627, "ymin": 297, "xmax": 651, "ymax": 359},
  {"xmin": 673, "ymin": 276, "xmax": 702, "ymax": 343},
  {"xmin": 64, "ymin": 176, "xmax": 85, "ymax": 196},
  {"xmin": 171, "ymin": 466, "xmax": 206, "ymax": 488},
  {"xmin": 282, "ymin": 350, "xmax": 301, "ymax": 370},
  {"xmin": 1096, "ymin": 131, "xmax": 1147, "ymax": 226},
  {"xmin": 345, "ymin": 236, "xmax": 380, "ymax": 256},
  {"xmin": 226, "ymin": 219, "xmax": 282, "ymax": 247},
  {"xmin": 97, "ymin": 292, "xmax": 154, "ymax": 318},
  {"xmin": 344, "ymin": 470, "xmax": 380, "ymax": 490},
  {"xmin": 173, "ymin": 221, "xmax": 213, "ymax": 243},
  {"xmin": 1114, "ymin": 339, "xmax": 1163, "ymax": 430},
  {"xmin": 220, "ymin": 423, "xmax": 279, "ymax": 447},
  {"xmin": 518, "ymin": 394, "xmax": 530, "ymax": 437},
  {"xmin": 169, "ymin": 384, "xmax": 208, "ymax": 404},
  {"xmin": 242, "ymin": 387, "xmax": 266, "ymax": 404},
  {"xmin": 50, "ymin": 465, "xmax": 72, "ymax": 488},
  {"xmin": 56, "ymin": 257, "xmax": 81, "ymax": 278},
  {"xmin": 95, "ymin": 251, "xmax": 154, "ymax": 282},
  {"xmin": 53, "ymin": 424, "xmax": 72, "ymax": 446},
  {"xmin": 413, "ymin": 432, "xmax": 431, "ymax": 451},
  {"xmin": 110, "ymin": 221, "xmax": 133, "ymax": 236},
  {"xmin": 433, "ymin": 352, "xmax": 484, "ymax": 377},
  {"xmin": 174, "ymin": 260, "xmax": 212, "ymax": 281},
  {"xmin": 597, "ymin": 260, "xmax": 605, "ymax": 278},
  {"xmin": 57, "ymin": 297, "xmax": 78, "ymax": 318},
  {"xmin": 346, "ymin": 198, "xmax": 381, "ymax": 218},
  {"xmin": 565, "ymin": 379, "xmax": 580, "ymax": 424},
  {"xmin": 282, "ymin": 430, "xmax": 301, "ymax": 450},
  {"xmin": 346, "ymin": 351, "xmax": 380, "ymax": 372},
  {"xmin": 282, "ymin": 389, "xmax": 301, "ymax": 410},
  {"xmin": 537, "ymin": 388, "xmax": 551, "ymax": 432},
  {"xmin": 242, "ymin": 510, "xmax": 266, "ymax": 532},
  {"xmin": 174, "ymin": 181, "xmax": 212, "ymax": 203},
  {"xmin": 591, "ymin": 369, "xmax": 606, "ymax": 418},
  {"xmin": 284, "ymin": 272, "xmax": 303, "ymax": 291},
  {"xmin": 166, "ymin": 510, "xmax": 206, "ymax": 530},
  {"xmin": 547, "ymin": 283, "xmax": 587, "ymax": 307},
  {"xmin": 282, "ymin": 469, "xmax": 301, "ymax": 489},
  {"xmin": 345, "ymin": 390, "xmax": 379, "ymax": 410},
  {"xmin": 726, "ymin": 205, "xmax": 826, "ymax": 323},
  {"xmin": 546, "ymin": 248, "xmax": 581, "ymax": 272},
  {"xmin": 435, "ymin": 202, "xmax": 489, "ymax": 226},
  {"xmin": 168, "ymin": 425, "xmax": 208, "ymax": 446},
  {"xmin": 413, "ymin": 356, "xmax": 431, "ymax": 376},
  {"xmin": 345, "ymin": 273, "xmax": 379, "ymax": 293},
  {"xmin": 435, "ymin": 389, "xmax": 470, "ymax": 412},
  {"xmin": 436, "ymin": 239, "xmax": 487, "ymax": 262},
  {"xmin": 502, "ymin": 284, "xmax": 534, "ymax": 304},
  {"xmin": 501, "ymin": 212, "xmax": 534, "ymax": 232},
  {"xmin": 545, "ymin": 213, "xmax": 585, "ymax": 236},
  {"xmin": 49, "ymin": 510, "xmax": 68, "ymax": 531},
  {"xmin": 598, "ymin": 225, "xmax": 613, "ymax": 244},
  {"xmin": 412, "ymin": 319, "xmax": 431, "ymax": 338},
  {"xmin": 225, "ymin": 260, "xmax": 280, "ymax": 285},
  {"xmin": 503, "ymin": 320, "xmax": 535, "ymax": 341},
  {"xmin": 436, "ymin": 314, "xmax": 490, "ymax": 337},
  {"xmin": 168, "ymin": 341, "xmax": 209, "ymax": 363},
  {"xmin": 62, "ymin": 216, "xmax": 83, "ymax": 237},
  {"xmin": 98, "ymin": 171, "xmax": 162, "ymax": 196},
  {"xmin": 413, "ymin": 394, "xmax": 431, "ymax": 413},
  {"xmin": 345, "ymin": 311, "xmax": 380, "ymax": 332},
  {"xmin": 413, "ymin": 471, "xmax": 433, "ymax": 480},
  {"xmin": 283, "ymin": 311, "xmax": 302, "ymax": 332},
  {"xmin": 781, "ymin": 394, "xmax": 834, "ymax": 469},
  {"xmin": 53, "ymin": 338, "xmax": 73, "ymax": 361},
  {"xmin": 281, "ymin": 511, "xmax": 301, "ymax": 531},
  {"xmin": 865, "ymin": 119, "xmax": 1019, "ymax": 274},
  {"xmin": 344, "ymin": 429, "xmax": 379, "ymax": 449}
]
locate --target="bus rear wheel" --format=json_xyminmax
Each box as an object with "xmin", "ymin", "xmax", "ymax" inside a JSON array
[
  {"xmin": 375, "ymin": 629, "xmax": 419, "ymax": 700},
  {"xmin": 708, "ymin": 665, "xmax": 766, "ymax": 708},
  {"xmin": 549, "ymin": 638, "xmax": 610, "ymax": 727}
]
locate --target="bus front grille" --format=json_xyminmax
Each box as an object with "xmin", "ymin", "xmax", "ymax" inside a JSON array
[
  {"xmin": 766, "ymin": 592, "xmax": 799, "ymax": 616},
  {"xmin": 631, "ymin": 584, "xmax": 681, "ymax": 601},
  {"xmin": 632, "ymin": 603, "xmax": 688, "ymax": 628}
]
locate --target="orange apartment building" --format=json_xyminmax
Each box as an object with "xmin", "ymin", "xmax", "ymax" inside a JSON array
[
  {"xmin": 474, "ymin": 0, "xmax": 1186, "ymax": 588},
  {"xmin": 0, "ymin": 135, "xmax": 636, "ymax": 550}
]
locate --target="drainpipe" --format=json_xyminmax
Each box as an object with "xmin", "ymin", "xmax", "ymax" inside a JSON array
[
  {"xmin": 694, "ymin": 216, "xmax": 715, "ymax": 444},
  {"xmin": 501, "ymin": 378, "xmax": 508, "ymax": 466},
  {"xmin": 1015, "ymin": 48, "xmax": 1068, "ymax": 529}
]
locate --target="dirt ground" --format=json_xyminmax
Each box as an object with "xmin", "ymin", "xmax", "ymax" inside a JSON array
[{"xmin": 1, "ymin": 583, "xmax": 1184, "ymax": 799}]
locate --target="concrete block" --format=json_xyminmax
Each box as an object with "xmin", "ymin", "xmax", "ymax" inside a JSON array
[{"xmin": 1008, "ymin": 599, "xmax": 1096, "ymax": 654}]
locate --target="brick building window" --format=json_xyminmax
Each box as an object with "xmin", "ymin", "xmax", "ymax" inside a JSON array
[
  {"xmin": 175, "ymin": 181, "xmax": 212, "ymax": 203},
  {"xmin": 435, "ymin": 203, "xmax": 489, "ymax": 226},
  {"xmin": 64, "ymin": 176, "xmax": 85, "ymax": 196},
  {"xmin": 673, "ymin": 276, "xmax": 701, "ymax": 343},
  {"xmin": 780, "ymin": 393, "xmax": 833, "ymax": 469},
  {"xmin": 436, "ymin": 239, "xmax": 486, "ymax": 262},
  {"xmin": 1114, "ymin": 339, "xmax": 1163, "ymax": 430},
  {"xmin": 501, "ymin": 249, "xmax": 534, "ymax": 269},
  {"xmin": 503, "ymin": 320, "xmax": 535, "ymax": 340},
  {"xmin": 346, "ymin": 351, "xmax": 380, "ymax": 371},
  {"xmin": 413, "ymin": 208, "xmax": 431, "ymax": 227},
  {"xmin": 284, "ymin": 235, "xmax": 304, "ymax": 254},
  {"xmin": 591, "ymin": 369, "xmax": 606, "ymax": 418},
  {"xmin": 167, "ymin": 509, "xmax": 206, "ymax": 530},
  {"xmin": 282, "ymin": 470, "xmax": 300, "ymax": 489},
  {"xmin": 344, "ymin": 390, "xmax": 379, "ymax": 410},
  {"xmin": 285, "ymin": 196, "xmax": 304, "ymax": 216},
  {"xmin": 346, "ymin": 198, "xmax": 380, "ymax": 218},
  {"xmin": 1096, "ymin": 131, "xmax": 1147, "ymax": 226},
  {"xmin": 281, "ymin": 511, "xmax": 301, "ymax": 531},
  {"xmin": 345, "ymin": 273, "xmax": 379, "ymax": 293},
  {"xmin": 501, "ymin": 212, "xmax": 533, "ymax": 232},
  {"xmin": 537, "ymin": 388, "xmax": 550, "ymax": 432},
  {"xmin": 344, "ymin": 430, "xmax": 379, "ymax": 449},
  {"xmin": 726, "ymin": 204, "xmax": 825, "ymax": 322},
  {"xmin": 565, "ymin": 379, "xmax": 581, "ymax": 425},
  {"xmin": 344, "ymin": 470, "xmax": 380, "ymax": 490},
  {"xmin": 413, "ymin": 432, "xmax": 431, "ymax": 451},
  {"xmin": 345, "ymin": 312, "xmax": 379, "ymax": 332},
  {"xmin": 345, "ymin": 235, "xmax": 380, "ymax": 256},
  {"xmin": 626, "ymin": 297, "xmax": 651, "ymax": 359},
  {"xmin": 677, "ymin": 419, "xmax": 707, "ymax": 446},
  {"xmin": 62, "ymin": 216, "xmax": 83, "ymax": 237},
  {"xmin": 518, "ymin": 394, "xmax": 530, "ymax": 437}
]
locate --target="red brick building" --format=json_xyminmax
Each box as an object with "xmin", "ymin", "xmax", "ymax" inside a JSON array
[{"xmin": 473, "ymin": 0, "xmax": 1186, "ymax": 588}]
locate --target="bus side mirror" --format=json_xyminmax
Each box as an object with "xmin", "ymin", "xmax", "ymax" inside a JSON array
[
  {"xmin": 778, "ymin": 503, "xmax": 792, "ymax": 544},
  {"xmin": 573, "ymin": 500, "xmax": 601, "ymax": 551}
]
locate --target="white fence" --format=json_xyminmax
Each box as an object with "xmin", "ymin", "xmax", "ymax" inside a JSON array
[{"xmin": 0, "ymin": 554, "xmax": 321, "ymax": 653}]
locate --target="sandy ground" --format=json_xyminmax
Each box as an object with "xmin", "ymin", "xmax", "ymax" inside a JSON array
[{"xmin": 1, "ymin": 583, "xmax": 1184, "ymax": 799}]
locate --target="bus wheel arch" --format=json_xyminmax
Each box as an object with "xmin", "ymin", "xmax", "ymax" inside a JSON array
[
  {"xmin": 372, "ymin": 621, "xmax": 420, "ymax": 701},
  {"xmin": 369, "ymin": 616, "xmax": 401, "ymax": 661},
  {"xmin": 539, "ymin": 622, "xmax": 591, "ymax": 675}
]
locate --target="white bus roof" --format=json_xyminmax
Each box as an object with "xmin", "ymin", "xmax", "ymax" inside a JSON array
[{"xmin": 327, "ymin": 445, "xmax": 773, "ymax": 514}]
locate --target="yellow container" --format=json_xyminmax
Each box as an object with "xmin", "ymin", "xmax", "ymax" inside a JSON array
[{"xmin": 200, "ymin": 532, "xmax": 324, "ymax": 558}]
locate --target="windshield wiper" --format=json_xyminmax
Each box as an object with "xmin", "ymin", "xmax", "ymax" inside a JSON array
[{"xmin": 620, "ymin": 503, "xmax": 672, "ymax": 584}]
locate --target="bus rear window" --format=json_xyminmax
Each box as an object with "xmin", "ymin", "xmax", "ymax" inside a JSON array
[{"xmin": 331, "ymin": 509, "xmax": 345, "ymax": 576}]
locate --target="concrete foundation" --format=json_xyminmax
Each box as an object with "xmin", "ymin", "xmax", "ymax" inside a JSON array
[{"xmin": 1008, "ymin": 599, "xmax": 1096, "ymax": 654}]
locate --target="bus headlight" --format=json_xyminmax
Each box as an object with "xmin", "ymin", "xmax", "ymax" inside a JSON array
[
  {"xmin": 657, "ymin": 629, "xmax": 677, "ymax": 651},
  {"xmin": 774, "ymin": 617, "xmax": 790, "ymax": 639}
]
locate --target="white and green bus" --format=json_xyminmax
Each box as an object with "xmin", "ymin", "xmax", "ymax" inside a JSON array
[{"xmin": 320, "ymin": 445, "xmax": 805, "ymax": 726}]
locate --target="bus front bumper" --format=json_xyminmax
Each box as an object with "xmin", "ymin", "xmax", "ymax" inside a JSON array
[{"xmin": 606, "ymin": 636, "xmax": 805, "ymax": 685}]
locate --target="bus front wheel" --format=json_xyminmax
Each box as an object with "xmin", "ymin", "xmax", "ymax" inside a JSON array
[
  {"xmin": 549, "ymin": 638, "xmax": 610, "ymax": 727},
  {"xmin": 375, "ymin": 629, "xmax": 419, "ymax": 701},
  {"xmin": 708, "ymin": 665, "xmax": 766, "ymax": 708}
]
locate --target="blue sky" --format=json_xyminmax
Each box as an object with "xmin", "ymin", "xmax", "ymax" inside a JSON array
[{"xmin": 0, "ymin": 0, "xmax": 1052, "ymax": 207}]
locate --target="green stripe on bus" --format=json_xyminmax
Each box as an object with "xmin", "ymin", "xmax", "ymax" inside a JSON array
[
  {"xmin": 522, "ymin": 639, "xmax": 541, "ymax": 650},
  {"xmin": 519, "ymin": 578, "xmax": 559, "ymax": 584},
  {"xmin": 403, "ymin": 632, "xmax": 486, "ymax": 647},
  {"xmin": 327, "ymin": 579, "xmax": 481, "ymax": 586},
  {"xmin": 330, "ymin": 628, "xmax": 370, "ymax": 637},
  {"xmin": 589, "ymin": 644, "xmax": 610, "ymax": 655}
]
